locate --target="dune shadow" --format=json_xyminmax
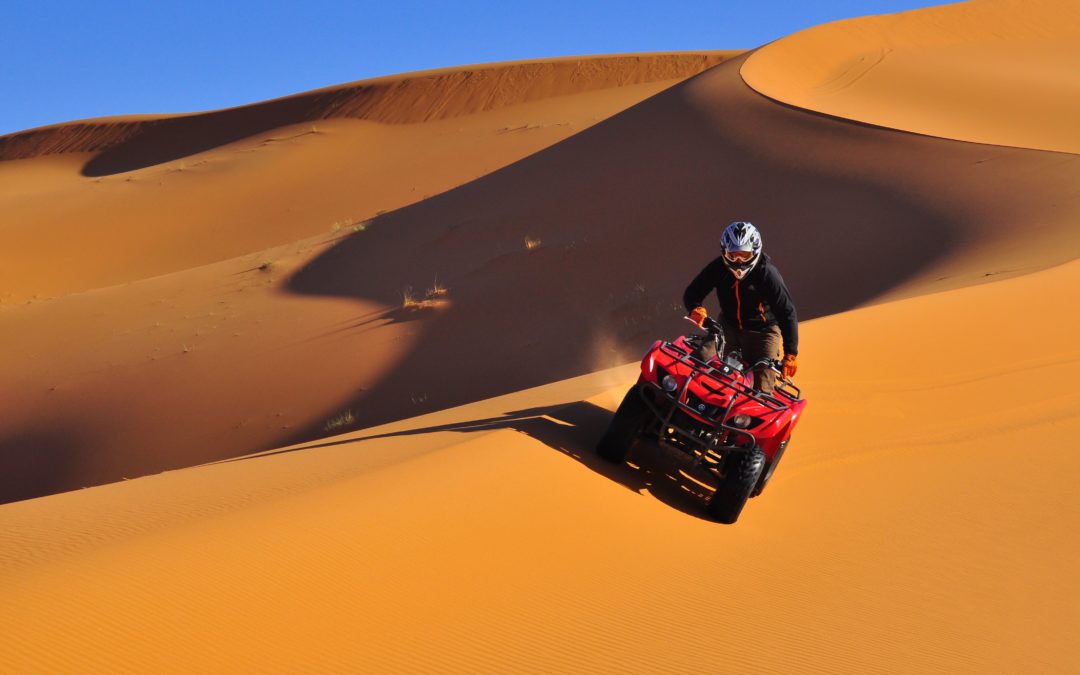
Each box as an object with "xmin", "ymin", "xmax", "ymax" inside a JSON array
[
  {"xmin": 234, "ymin": 400, "xmax": 717, "ymax": 521},
  {"xmin": 0, "ymin": 425, "xmax": 85, "ymax": 505}
]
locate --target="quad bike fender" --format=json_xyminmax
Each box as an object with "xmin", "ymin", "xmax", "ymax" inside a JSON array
[
  {"xmin": 755, "ymin": 399, "xmax": 806, "ymax": 462},
  {"xmin": 640, "ymin": 341, "xmax": 665, "ymax": 383}
]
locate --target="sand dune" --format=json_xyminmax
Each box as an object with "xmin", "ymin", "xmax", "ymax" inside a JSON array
[
  {"xmin": 742, "ymin": 0, "xmax": 1080, "ymax": 153},
  {"xmin": 2, "ymin": 0, "xmax": 1080, "ymax": 670},
  {"xmin": 2, "ymin": 259, "xmax": 1078, "ymax": 672}
]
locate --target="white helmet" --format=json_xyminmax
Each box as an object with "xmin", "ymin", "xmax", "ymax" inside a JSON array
[{"xmin": 720, "ymin": 221, "xmax": 762, "ymax": 279}]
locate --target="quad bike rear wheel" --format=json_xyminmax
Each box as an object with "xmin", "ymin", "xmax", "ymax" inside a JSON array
[
  {"xmin": 596, "ymin": 386, "xmax": 647, "ymax": 463},
  {"xmin": 708, "ymin": 447, "xmax": 766, "ymax": 523}
]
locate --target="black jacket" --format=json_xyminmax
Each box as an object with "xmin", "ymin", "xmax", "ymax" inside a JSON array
[{"xmin": 683, "ymin": 253, "xmax": 799, "ymax": 355}]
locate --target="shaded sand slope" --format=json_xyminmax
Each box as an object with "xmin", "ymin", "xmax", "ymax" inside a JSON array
[
  {"xmin": 742, "ymin": 0, "xmax": 1080, "ymax": 153},
  {"xmin": 1, "ymin": 50, "xmax": 1077, "ymax": 505},
  {"xmin": 3, "ymin": 259, "xmax": 1078, "ymax": 672},
  {"xmin": 0, "ymin": 53, "xmax": 732, "ymax": 303}
]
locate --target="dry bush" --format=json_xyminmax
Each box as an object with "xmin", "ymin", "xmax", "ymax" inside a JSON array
[
  {"xmin": 426, "ymin": 278, "xmax": 448, "ymax": 299},
  {"xmin": 402, "ymin": 279, "xmax": 449, "ymax": 311},
  {"xmin": 402, "ymin": 287, "xmax": 424, "ymax": 310},
  {"xmin": 332, "ymin": 217, "xmax": 363, "ymax": 233},
  {"xmin": 324, "ymin": 409, "xmax": 354, "ymax": 432}
]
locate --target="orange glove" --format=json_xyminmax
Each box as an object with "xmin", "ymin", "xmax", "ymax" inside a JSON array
[
  {"xmin": 782, "ymin": 353, "xmax": 798, "ymax": 378},
  {"xmin": 688, "ymin": 306, "xmax": 708, "ymax": 327}
]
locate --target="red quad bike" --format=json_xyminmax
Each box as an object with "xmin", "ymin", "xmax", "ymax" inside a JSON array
[{"xmin": 596, "ymin": 316, "xmax": 807, "ymax": 523}]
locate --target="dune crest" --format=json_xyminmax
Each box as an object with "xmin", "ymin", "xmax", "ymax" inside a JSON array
[
  {"xmin": 0, "ymin": 53, "xmax": 731, "ymax": 173},
  {"xmin": 741, "ymin": 0, "xmax": 1080, "ymax": 153}
]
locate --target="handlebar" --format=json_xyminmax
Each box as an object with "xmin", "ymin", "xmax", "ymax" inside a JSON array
[
  {"xmin": 751, "ymin": 357, "xmax": 784, "ymax": 374},
  {"xmin": 684, "ymin": 315, "xmax": 721, "ymax": 334},
  {"xmin": 750, "ymin": 357, "xmax": 800, "ymax": 392}
]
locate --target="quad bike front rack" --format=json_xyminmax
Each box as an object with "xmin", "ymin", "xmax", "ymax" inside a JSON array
[{"xmin": 659, "ymin": 340, "xmax": 802, "ymax": 409}]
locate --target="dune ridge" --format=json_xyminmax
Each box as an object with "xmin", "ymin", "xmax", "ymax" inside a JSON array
[
  {"xmin": 741, "ymin": 0, "xmax": 1080, "ymax": 153},
  {"xmin": 0, "ymin": 52, "xmax": 731, "ymax": 173}
]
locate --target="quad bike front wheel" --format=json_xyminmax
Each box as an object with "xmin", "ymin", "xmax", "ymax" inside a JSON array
[
  {"xmin": 595, "ymin": 385, "xmax": 648, "ymax": 463},
  {"xmin": 708, "ymin": 447, "xmax": 766, "ymax": 524},
  {"xmin": 752, "ymin": 440, "xmax": 787, "ymax": 497}
]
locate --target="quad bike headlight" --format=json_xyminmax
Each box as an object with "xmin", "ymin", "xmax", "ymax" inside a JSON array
[
  {"xmin": 661, "ymin": 375, "xmax": 679, "ymax": 393},
  {"xmin": 731, "ymin": 414, "xmax": 753, "ymax": 428}
]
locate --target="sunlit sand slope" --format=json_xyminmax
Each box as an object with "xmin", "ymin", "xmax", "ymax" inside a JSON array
[
  {"xmin": 742, "ymin": 0, "xmax": 1080, "ymax": 153},
  {"xmin": 2, "ymin": 259, "xmax": 1078, "ymax": 672}
]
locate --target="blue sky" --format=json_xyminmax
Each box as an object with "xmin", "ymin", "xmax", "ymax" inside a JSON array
[{"xmin": 4, "ymin": 1, "xmax": 947, "ymax": 136}]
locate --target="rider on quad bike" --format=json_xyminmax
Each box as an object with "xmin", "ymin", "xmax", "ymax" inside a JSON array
[
  {"xmin": 684, "ymin": 221, "xmax": 798, "ymax": 394},
  {"xmin": 594, "ymin": 221, "xmax": 804, "ymax": 523}
]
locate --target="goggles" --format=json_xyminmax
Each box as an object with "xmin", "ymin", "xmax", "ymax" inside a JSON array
[{"xmin": 723, "ymin": 249, "xmax": 756, "ymax": 265}]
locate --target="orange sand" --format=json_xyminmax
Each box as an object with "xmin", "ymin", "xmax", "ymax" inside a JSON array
[
  {"xmin": 2, "ymin": 260, "xmax": 1078, "ymax": 672},
  {"xmin": 1, "ymin": 1, "xmax": 1079, "ymax": 671}
]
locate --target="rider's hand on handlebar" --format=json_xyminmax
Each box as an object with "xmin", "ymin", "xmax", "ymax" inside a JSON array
[
  {"xmin": 782, "ymin": 353, "xmax": 798, "ymax": 378},
  {"xmin": 688, "ymin": 306, "xmax": 708, "ymax": 328}
]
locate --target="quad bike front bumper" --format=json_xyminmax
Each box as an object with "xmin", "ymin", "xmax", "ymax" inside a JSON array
[{"xmin": 636, "ymin": 380, "xmax": 757, "ymax": 469}]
